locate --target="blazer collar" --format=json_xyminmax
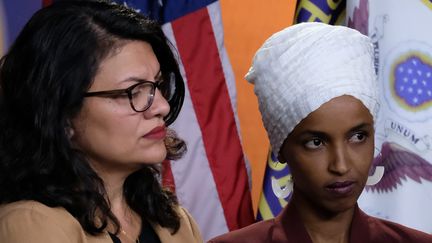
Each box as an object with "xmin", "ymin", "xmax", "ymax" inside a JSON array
[{"xmin": 272, "ymin": 203, "xmax": 370, "ymax": 243}]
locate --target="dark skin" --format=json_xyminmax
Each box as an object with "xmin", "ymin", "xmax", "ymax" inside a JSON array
[{"xmin": 279, "ymin": 95, "xmax": 375, "ymax": 243}]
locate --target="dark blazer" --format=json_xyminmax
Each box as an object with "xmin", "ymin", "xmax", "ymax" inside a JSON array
[{"xmin": 209, "ymin": 203, "xmax": 432, "ymax": 243}]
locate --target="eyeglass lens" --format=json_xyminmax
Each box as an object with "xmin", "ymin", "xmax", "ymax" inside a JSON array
[
  {"xmin": 130, "ymin": 83, "xmax": 154, "ymax": 111},
  {"xmin": 159, "ymin": 72, "xmax": 176, "ymax": 101},
  {"xmin": 130, "ymin": 72, "xmax": 176, "ymax": 111}
]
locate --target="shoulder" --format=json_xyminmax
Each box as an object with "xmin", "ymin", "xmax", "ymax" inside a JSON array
[
  {"xmin": 154, "ymin": 206, "xmax": 203, "ymax": 243},
  {"xmin": 0, "ymin": 200, "xmax": 80, "ymax": 228},
  {"xmin": 0, "ymin": 200, "xmax": 72, "ymax": 219},
  {"xmin": 177, "ymin": 206, "xmax": 203, "ymax": 240},
  {"xmin": 0, "ymin": 200, "xmax": 111, "ymax": 243},
  {"xmin": 368, "ymin": 215, "xmax": 432, "ymax": 242},
  {"xmin": 0, "ymin": 200, "xmax": 85, "ymax": 242},
  {"xmin": 208, "ymin": 219, "xmax": 276, "ymax": 243}
]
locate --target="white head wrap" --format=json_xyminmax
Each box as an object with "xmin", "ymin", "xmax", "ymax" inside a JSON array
[{"xmin": 245, "ymin": 22, "xmax": 379, "ymax": 157}]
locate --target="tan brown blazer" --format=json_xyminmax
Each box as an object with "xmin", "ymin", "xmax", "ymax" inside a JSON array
[{"xmin": 0, "ymin": 200, "xmax": 202, "ymax": 243}]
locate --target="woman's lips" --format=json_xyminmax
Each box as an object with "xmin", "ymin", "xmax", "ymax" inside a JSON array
[
  {"xmin": 143, "ymin": 126, "xmax": 167, "ymax": 139},
  {"xmin": 325, "ymin": 181, "xmax": 355, "ymax": 197}
]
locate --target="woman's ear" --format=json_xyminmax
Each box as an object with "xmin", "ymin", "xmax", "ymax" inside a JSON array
[
  {"xmin": 277, "ymin": 152, "xmax": 287, "ymax": 164},
  {"xmin": 277, "ymin": 138, "xmax": 290, "ymax": 163},
  {"xmin": 65, "ymin": 120, "xmax": 75, "ymax": 139}
]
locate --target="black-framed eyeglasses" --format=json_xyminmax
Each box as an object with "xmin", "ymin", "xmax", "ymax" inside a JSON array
[{"xmin": 84, "ymin": 72, "xmax": 176, "ymax": 112}]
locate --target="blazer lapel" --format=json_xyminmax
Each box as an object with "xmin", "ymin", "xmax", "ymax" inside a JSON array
[
  {"xmin": 349, "ymin": 205, "xmax": 371, "ymax": 243},
  {"xmin": 272, "ymin": 203, "xmax": 314, "ymax": 243}
]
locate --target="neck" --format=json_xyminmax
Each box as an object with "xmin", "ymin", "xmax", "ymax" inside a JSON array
[
  {"xmin": 90, "ymin": 162, "xmax": 142, "ymax": 241},
  {"xmin": 105, "ymin": 174, "xmax": 142, "ymax": 243},
  {"xmin": 291, "ymin": 192, "xmax": 355, "ymax": 243},
  {"xmin": 87, "ymin": 157, "xmax": 137, "ymax": 203}
]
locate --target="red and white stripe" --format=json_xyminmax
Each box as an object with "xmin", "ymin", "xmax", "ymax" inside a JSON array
[{"xmin": 161, "ymin": 2, "xmax": 254, "ymax": 241}]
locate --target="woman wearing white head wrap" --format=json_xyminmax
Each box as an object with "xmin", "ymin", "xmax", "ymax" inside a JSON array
[{"xmin": 209, "ymin": 22, "xmax": 432, "ymax": 243}]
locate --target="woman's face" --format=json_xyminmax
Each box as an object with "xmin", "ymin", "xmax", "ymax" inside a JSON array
[
  {"xmin": 280, "ymin": 95, "xmax": 374, "ymax": 214},
  {"xmin": 71, "ymin": 41, "xmax": 170, "ymax": 173}
]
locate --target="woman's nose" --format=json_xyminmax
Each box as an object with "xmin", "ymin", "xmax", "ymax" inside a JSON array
[
  {"xmin": 328, "ymin": 145, "xmax": 351, "ymax": 175},
  {"xmin": 144, "ymin": 89, "xmax": 170, "ymax": 119}
]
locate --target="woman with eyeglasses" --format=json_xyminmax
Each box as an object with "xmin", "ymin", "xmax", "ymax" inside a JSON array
[
  {"xmin": 0, "ymin": 1, "xmax": 202, "ymax": 242},
  {"xmin": 209, "ymin": 23, "xmax": 432, "ymax": 243}
]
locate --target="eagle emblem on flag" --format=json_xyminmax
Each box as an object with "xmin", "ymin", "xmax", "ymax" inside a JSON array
[{"xmin": 367, "ymin": 142, "xmax": 432, "ymax": 193}]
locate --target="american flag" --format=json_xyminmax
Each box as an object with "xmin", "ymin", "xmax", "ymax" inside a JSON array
[{"xmin": 1, "ymin": 0, "xmax": 255, "ymax": 240}]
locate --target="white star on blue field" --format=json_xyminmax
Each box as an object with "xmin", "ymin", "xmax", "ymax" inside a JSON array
[{"xmin": 394, "ymin": 56, "xmax": 432, "ymax": 107}]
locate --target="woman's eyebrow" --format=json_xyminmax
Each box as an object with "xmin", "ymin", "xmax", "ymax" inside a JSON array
[
  {"xmin": 297, "ymin": 123, "xmax": 373, "ymax": 139},
  {"xmin": 348, "ymin": 123, "xmax": 373, "ymax": 133},
  {"xmin": 118, "ymin": 70, "xmax": 163, "ymax": 83},
  {"xmin": 298, "ymin": 130, "xmax": 329, "ymax": 140},
  {"xmin": 154, "ymin": 70, "xmax": 162, "ymax": 80}
]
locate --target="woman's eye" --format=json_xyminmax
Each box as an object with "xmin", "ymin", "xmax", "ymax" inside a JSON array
[
  {"xmin": 304, "ymin": 138, "xmax": 323, "ymax": 149},
  {"xmin": 130, "ymin": 90, "xmax": 141, "ymax": 98},
  {"xmin": 158, "ymin": 81, "xmax": 173, "ymax": 100},
  {"xmin": 349, "ymin": 132, "xmax": 367, "ymax": 143},
  {"xmin": 112, "ymin": 93, "xmax": 129, "ymax": 99}
]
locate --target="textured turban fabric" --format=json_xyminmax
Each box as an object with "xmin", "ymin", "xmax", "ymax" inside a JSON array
[{"xmin": 245, "ymin": 22, "xmax": 379, "ymax": 157}]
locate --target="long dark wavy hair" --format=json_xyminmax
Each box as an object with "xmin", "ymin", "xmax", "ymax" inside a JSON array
[{"xmin": 0, "ymin": 0, "xmax": 186, "ymax": 235}]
